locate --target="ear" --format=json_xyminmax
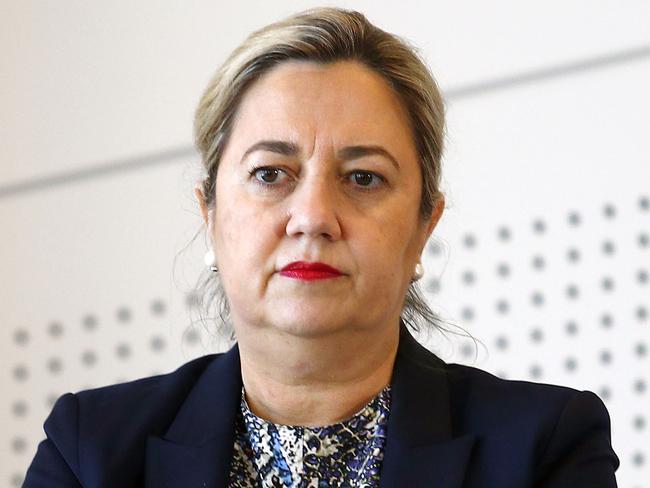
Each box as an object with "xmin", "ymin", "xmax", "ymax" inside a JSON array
[
  {"xmin": 421, "ymin": 193, "xmax": 445, "ymax": 250},
  {"xmin": 194, "ymin": 184, "xmax": 211, "ymax": 228}
]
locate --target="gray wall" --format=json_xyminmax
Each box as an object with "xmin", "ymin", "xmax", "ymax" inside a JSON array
[{"xmin": 2, "ymin": 1, "xmax": 649, "ymax": 486}]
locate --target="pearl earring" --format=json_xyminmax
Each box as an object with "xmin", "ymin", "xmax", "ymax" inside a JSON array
[
  {"xmin": 204, "ymin": 249, "xmax": 218, "ymax": 273},
  {"xmin": 413, "ymin": 261, "xmax": 424, "ymax": 281}
]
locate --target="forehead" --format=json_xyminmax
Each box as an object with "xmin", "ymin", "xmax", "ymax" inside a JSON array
[{"xmin": 228, "ymin": 60, "xmax": 417, "ymax": 159}]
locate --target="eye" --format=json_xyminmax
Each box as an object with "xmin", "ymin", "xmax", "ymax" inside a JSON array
[
  {"xmin": 348, "ymin": 170, "xmax": 385, "ymax": 189},
  {"xmin": 249, "ymin": 166, "xmax": 288, "ymax": 185}
]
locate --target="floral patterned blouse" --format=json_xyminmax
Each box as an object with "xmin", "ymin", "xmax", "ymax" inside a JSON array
[{"xmin": 227, "ymin": 385, "xmax": 392, "ymax": 487}]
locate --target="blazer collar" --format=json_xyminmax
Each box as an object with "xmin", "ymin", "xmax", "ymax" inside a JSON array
[
  {"xmin": 145, "ymin": 324, "xmax": 475, "ymax": 487},
  {"xmin": 378, "ymin": 325, "xmax": 475, "ymax": 487},
  {"xmin": 144, "ymin": 344, "xmax": 242, "ymax": 488}
]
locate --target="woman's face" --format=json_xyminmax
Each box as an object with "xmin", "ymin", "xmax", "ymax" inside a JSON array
[{"xmin": 197, "ymin": 60, "xmax": 444, "ymax": 339}]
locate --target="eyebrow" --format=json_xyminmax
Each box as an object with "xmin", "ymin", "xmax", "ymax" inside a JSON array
[
  {"xmin": 338, "ymin": 145, "xmax": 400, "ymax": 170},
  {"xmin": 240, "ymin": 140, "xmax": 400, "ymax": 169},
  {"xmin": 240, "ymin": 140, "xmax": 299, "ymax": 163}
]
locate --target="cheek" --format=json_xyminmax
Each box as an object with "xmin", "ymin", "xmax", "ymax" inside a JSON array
[
  {"xmin": 350, "ymin": 214, "xmax": 416, "ymax": 281},
  {"xmin": 348, "ymin": 234, "xmax": 410, "ymax": 318},
  {"xmin": 212, "ymin": 189, "xmax": 281, "ymax": 270}
]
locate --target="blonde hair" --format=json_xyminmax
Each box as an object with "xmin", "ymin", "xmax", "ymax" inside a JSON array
[{"xmin": 193, "ymin": 7, "xmax": 448, "ymax": 339}]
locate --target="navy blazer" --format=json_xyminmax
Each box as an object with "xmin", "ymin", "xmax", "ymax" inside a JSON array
[{"xmin": 24, "ymin": 326, "xmax": 619, "ymax": 487}]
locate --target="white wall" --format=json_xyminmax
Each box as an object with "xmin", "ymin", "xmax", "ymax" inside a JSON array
[{"xmin": 2, "ymin": 1, "xmax": 649, "ymax": 486}]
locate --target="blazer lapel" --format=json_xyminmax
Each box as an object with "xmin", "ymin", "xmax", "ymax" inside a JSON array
[
  {"xmin": 144, "ymin": 344, "xmax": 242, "ymax": 488},
  {"xmin": 379, "ymin": 325, "xmax": 476, "ymax": 487}
]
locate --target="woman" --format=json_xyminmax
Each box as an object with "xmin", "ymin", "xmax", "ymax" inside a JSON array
[{"xmin": 24, "ymin": 7, "xmax": 619, "ymax": 487}]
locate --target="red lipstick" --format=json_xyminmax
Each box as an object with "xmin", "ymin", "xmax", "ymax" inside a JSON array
[{"xmin": 279, "ymin": 261, "xmax": 343, "ymax": 281}]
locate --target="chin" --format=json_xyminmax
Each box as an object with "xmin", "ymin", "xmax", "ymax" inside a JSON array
[{"xmin": 271, "ymin": 310, "xmax": 350, "ymax": 339}]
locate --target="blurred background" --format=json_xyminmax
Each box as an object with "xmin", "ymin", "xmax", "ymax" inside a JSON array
[{"xmin": 2, "ymin": 1, "xmax": 649, "ymax": 486}]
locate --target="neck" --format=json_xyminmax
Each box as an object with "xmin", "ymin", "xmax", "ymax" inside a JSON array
[{"xmin": 236, "ymin": 322, "xmax": 400, "ymax": 427}]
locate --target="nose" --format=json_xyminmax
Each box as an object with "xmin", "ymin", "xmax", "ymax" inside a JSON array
[{"xmin": 285, "ymin": 176, "xmax": 342, "ymax": 241}]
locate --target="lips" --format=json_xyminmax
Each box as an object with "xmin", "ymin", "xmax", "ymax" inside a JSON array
[{"xmin": 279, "ymin": 261, "xmax": 343, "ymax": 281}]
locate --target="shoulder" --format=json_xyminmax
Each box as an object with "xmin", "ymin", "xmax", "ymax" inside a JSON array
[
  {"xmin": 444, "ymin": 361, "xmax": 588, "ymax": 422},
  {"xmin": 25, "ymin": 353, "xmax": 223, "ymax": 486},
  {"xmin": 407, "ymin": 336, "xmax": 609, "ymax": 432},
  {"xmin": 401, "ymin": 334, "xmax": 618, "ymax": 484},
  {"xmin": 440, "ymin": 360, "xmax": 619, "ymax": 484},
  {"xmin": 442, "ymin": 361, "xmax": 612, "ymax": 436},
  {"xmin": 73, "ymin": 353, "xmax": 219, "ymax": 413},
  {"xmin": 53, "ymin": 352, "xmax": 222, "ymax": 439}
]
